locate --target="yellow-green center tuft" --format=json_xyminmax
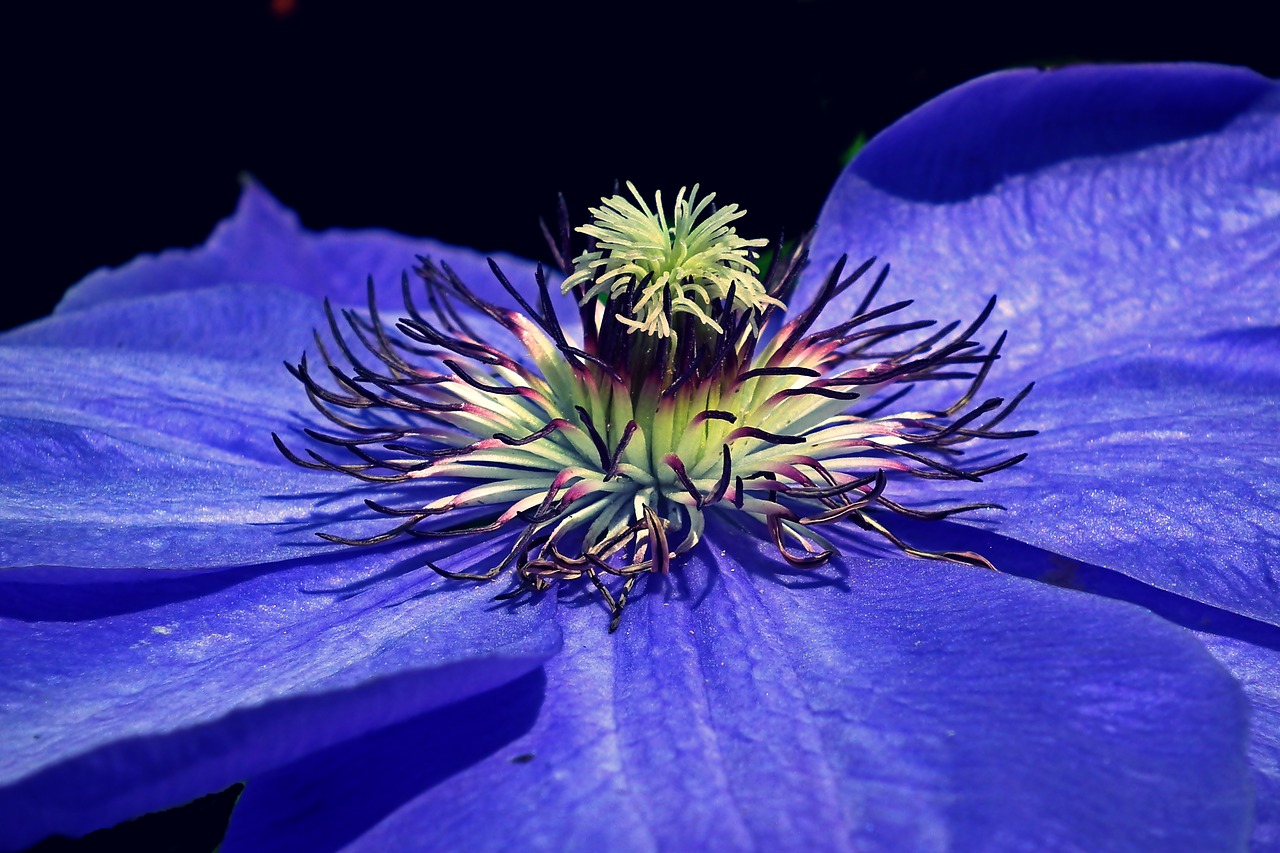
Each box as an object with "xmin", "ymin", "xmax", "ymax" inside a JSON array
[{"xmin": 563, "ymin": 183, "xmax": 782, "ymax": 345}]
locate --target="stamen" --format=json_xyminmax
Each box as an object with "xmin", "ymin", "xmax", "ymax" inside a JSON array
[{"xmin": 275, "ymin": 185, "xmax": 1034, "ymax": 630}]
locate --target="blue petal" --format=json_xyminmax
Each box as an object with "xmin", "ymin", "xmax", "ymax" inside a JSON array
[
  {"xmin": 3, "ymin": 283, "xmax": 327, "ymax": 362},
  {"xmin": 220, "ymin": 670, "xmax": 549, "ymax": 853},
  {"xmin": 853, "ymin": 63, "xmax": 1270, "ymax": 203},
  {"xmin": 53, "ymin": 180, "xmax": 546, "ymax": 315},
  {"xmin": 957, "ymin": 327, "xmax": 1280, "ymax": 627},
  {"xmin": 6, "ymin": 280, "xmax": 536, "ymax": 374},
  {"xmin": 223, "ymin": 540, "xmax": 1250, "ymax": 851},
  {"xmin": 0, "ymin": 344, "xmax": 304, "ymax": 464},
  {"xmin": 0, "ymin": 342, "xmax": 380, "ymax": 569},
  {"xmin": 0, "ymin": 415, "xmax": 343, "ymax": 571},
  {"xmin": 1198, "ymin": 631, "xmax": 1280, "ymax": 850},
  {"xmin": 809, "ymin": 63, "xmax": 1280, "ymax": 385},
  {"xmin": 868, "ymin": 527, "xmax": 1280, "ymax": 851},
  {"xmin": 0, "ymin": 546, "xmax": 561, "ymax": 850},
  {"xmin": 3, "ymin": 211, "xmax": 570, "ymax": 369}
]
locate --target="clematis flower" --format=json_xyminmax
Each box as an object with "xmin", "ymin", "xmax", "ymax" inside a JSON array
[{"xmin": 1, "ymin": 61, "xmax": 1277, "ymax": 852}]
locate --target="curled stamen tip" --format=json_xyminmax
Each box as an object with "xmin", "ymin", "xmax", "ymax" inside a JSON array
[{"xmin": 950, "ymin": 551, "xmax": 999, "ymax": 571}]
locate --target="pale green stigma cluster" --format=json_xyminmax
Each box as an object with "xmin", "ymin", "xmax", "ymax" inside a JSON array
[{"xmin": 562, "ymin": 182, "xmax": 782, "ymax": 341}]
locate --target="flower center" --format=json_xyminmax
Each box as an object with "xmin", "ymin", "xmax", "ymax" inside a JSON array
[
  {"xmin": 561, "ymin": 183, "xmax": 782, "ymax": 388},
  {"xmin": 275, "ymin": 186, "xmax": 1033, "ymax": 630}
]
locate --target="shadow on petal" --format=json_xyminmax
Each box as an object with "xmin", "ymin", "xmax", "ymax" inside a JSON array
[
  {"xmin": 221, "ymin": 669, "xmax": 547, "ymax": 853},
  {"xmin": 853, "ymin": 64, "xmax": 1272, "ymax": 202}
]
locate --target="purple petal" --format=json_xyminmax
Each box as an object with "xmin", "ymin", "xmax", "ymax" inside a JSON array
[
  {"xmin": 866, "ymin": 527, "xmax": 1280, "ymax": 851},
  {"xmin": 0, "ymin": 292, "xmax": 566, "ymax": 571},
  {"xmin": 853, "ymin": 63, "xmax": 1270, "ymax": 203},
  {"xmin": 223, "ymin": 539, "xmax": 1249, "ymax": 851},
  {"xmin": 6, "ymin": 280, "xmax": 538, "ymax": 370},
  {"xmin": 0, "ymin": 344, "xmax": 305, "ymax": 464},
  {"xmin": 958, "ymin": 327, "xmax": 1280, "ymax": 627},
  {"xmin": 0, "ymin": 416, "xmax": 344, "ymax": 571},
  {"xmin": 0, "ymin": 342, "xmax": 374, "ymax": 570},
  {"xmin": 3, "ymin": 283, "xmax": 327, "ymax": 362},
  {"xmin": 220, "ymin": 670, "xmax": 549, "ymax": 853},
  {"xmin": 0, "ymin": 544, "xmax": 560, "ymax": 850},
  {"xmin": 810, "ymin": 63, "xmax": 1279, "ymax": 384},
  {"xmin": 1198, "ymin": 631, "xmax": 1280, "ymax": 850},
  {"xmin": 54, "ymin": 180, "xmax": 546, "ymax": 314}
]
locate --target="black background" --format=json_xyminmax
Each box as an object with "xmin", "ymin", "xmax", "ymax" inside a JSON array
[{"xmin": 6, "ymin": 1, "xmax": 1276, "ymax": 334}]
